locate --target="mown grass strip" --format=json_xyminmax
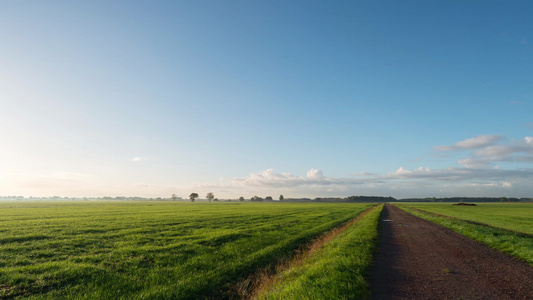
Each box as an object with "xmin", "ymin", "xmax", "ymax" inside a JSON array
[
  {"xmin": 397, "ymin": 205, "xmax": 533, "ymax": 266},
  {"xmin": 254, "ymin": 204, "xmax": 383, "ymax": 300}
]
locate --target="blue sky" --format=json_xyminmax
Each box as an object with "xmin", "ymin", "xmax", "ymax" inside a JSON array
[{"xmin": 1, "ymin": 1, "xmax": 532, "ymax": 199}]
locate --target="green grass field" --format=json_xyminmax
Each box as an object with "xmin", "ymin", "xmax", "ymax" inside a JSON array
[
  {"xmin": 398, "ymin": 203, "xmax": 533, "ymax": 266},
  {"xmin": 398, "ymin": 202, "xmax": 533, "ymax": 234},
  {"xmin": 0, "ymin": 201, "xmax": 374, "ymax": 299},
  {"xmin": 257, "ymin": 204, "xmax": 383, "ymax": 300}
]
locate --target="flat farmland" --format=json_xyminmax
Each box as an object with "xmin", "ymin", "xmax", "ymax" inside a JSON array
[
  {"xmin": 370, "ymin": 204, "xmax": 533, "ymax": 299},
  {"xmin": 0, "ymin": 201, "xmax": 373, "ymax": 299},
  {"xmin": 399, "ymin": 202, "xmax": 533, "ymax": 234},
  {"xmin": 257, "ymin": 205, "xmax": 382, "ymax": 299},
  {"xmin": 398, "ymin": 203, "xmax": 533, "ymax": 266}
]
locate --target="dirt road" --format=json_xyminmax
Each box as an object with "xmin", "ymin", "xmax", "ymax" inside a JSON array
[{"xmin": 370, "ymin": 204, "xmax": 533, "ymax": 299}]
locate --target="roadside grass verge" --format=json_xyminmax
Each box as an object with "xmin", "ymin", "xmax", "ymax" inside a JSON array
[
  {"xmin": 255, "ymin": 204, "xmax": 383, "ymax": 300},
  {"xmin": 398, "ymin": 203, "xmax": 533, "ymax": 235},
  {"xmin": 397, "ymin": 205, "xmax": 533, "ymax": 266},
  {"xmin": 0, "ymin": 201, "xmax": 373, "ymax": 299}
]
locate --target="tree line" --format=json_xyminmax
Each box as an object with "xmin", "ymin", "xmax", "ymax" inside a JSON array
[
  {"xmin": 182, "ymin": 194, "xmax": 400, "ymax": 203},
  {"xmin": 186, "ymin": 193, "xmax": 285, "ymax": 202}
]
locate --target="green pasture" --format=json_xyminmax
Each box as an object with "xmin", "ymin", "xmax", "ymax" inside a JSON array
[
  {"xmin": 398, "ymin": 202, "xmax": 533, "ymax": 234},
  {"xmin": 0, "ymin": 201, "xmax": 373, "ymax": 299},
  {"xmin": 398, "ymin": 203, "xmax": 533, "ymax": 266},
  {"xmin": 257, "ymin": 204, "xmax": 383, "ymax": 300}
]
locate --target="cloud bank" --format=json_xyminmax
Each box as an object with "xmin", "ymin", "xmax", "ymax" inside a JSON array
[
  {"xmin": 434, "ymin": 135, "xmax": 504, "ymax": 151},
  {"xmin": 3, "ymin": 135, "xmax": 531, "ymax": 199},
  {"xmin": 215, "ymin": 135, "xmax": 533, "ymax": 198},
  {"xmin": 435, "ymin": 135, "xmax": 533, "ymax": 168},
  {"xmin": 230, "ymin": 168, "xmax": 365, "ymax": 188}
]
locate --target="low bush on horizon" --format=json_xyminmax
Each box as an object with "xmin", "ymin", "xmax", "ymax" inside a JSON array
[{"xmin": 0, "ymin": 201, "xmax": 373, "ymax": 299}]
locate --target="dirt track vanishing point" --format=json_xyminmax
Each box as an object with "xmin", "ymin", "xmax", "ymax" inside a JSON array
[{"xmin": 370, "ymin": 204, "xmax": 533, "ymax": 299}]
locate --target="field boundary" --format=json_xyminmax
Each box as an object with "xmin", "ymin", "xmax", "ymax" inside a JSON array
[
  {"xmin": 230, "ymin": 204, "xmax": 381, "ymax": 299},
  {"xmin": 370, "ymin": 204, "xmax": 533, "ymax": 299},
  {"xmin": 0, "ymin": 202, "xmax": 378, "ymax": 299},
  {"xmin": 398, "ymin": 205, "xmax": 533, "ymax": 238},
  {"xmin": 397, "ymin": 204, "xmax": 533, "ymax": 266}
]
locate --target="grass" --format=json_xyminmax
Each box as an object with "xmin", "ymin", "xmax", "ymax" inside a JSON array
[
  {"xmin": 0, "ymin": 201, "xmax": 374, "ymax": 299},
  {"xmin": 398, "ymin": 202, "xmax": 533, "ymax": 234},
  {"xmin": 255, "ymin": 204, "xmax": 383, "ymax": 300},
  {"xmin": 398, "ymin": 203, "xmax": 533, "ymax": 266}
]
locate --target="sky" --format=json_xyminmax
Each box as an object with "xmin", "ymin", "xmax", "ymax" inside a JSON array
[{"xmin": 1, "ymin": 0, "xmax": 532, "ymax": 199}]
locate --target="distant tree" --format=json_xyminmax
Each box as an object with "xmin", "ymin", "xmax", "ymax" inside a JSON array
[
  {"xmin": 214, "ymin": 198, "xmax": 219, "ymax": 202},
  {"xmin": 279, "ymin": 195, "xmax": 284, "ymax": 201},
  {"xmin": 206, "ymin": 192, "xmax": 214, "ymax": 203},
  {"xmin": 171, "ymin": 194, "xmax": 178, "ymax": 201},
  {"xmin": 239, "ymin": 196, "xmax": 245, "ymax": 202},
  {"xmin": 189, "ymin": 193, "xmax": 199, "ymax": 202},
  {"xmin": 265, "ymin": 196, "xmax": 273, "ymax": 201},
  {"xmin": 251, "ymin": 196, "xmax": 263, "ymax": 201}
]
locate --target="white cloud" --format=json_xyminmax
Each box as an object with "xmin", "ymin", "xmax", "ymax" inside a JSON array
[
  {"xmin": 306, "ymin": 168, "xmax": 324, "ymax": 179},
  {"xmin": 457, "ymin": 157, "xmax": 489, "ymax": 169},
  {"xmin": 353, "ymin": 172, "xmax": 374, "ymax": 176},
  {"xmin": 8, "ymin": 134, "xmax": 531, "ymax": 199},
  {"xmin": 502, "ymin": 182, "xmax": 513, "ymax": 188},
  {"xmin": 214, "ymin": 165, "xmax": 533, "ymax": 198},
  {"xmin": 388, "ymin": 166, "xmax": 431, "ymax": 177},
  {"xmin": 468, "ymin": 181, "xmax": 513, "ymax": 188},
  {"xmin": 381, "ymin": 166, "xmax": 533, "ymax": 182},
  {"xmin": 474, "ymin": 145, "xmax": 513, "ymax": 157},
  {"xmin": 434, "ymin": 135, "xmax": 533, "ymax": 168},
  {"xmin": 390, "ymin": 167, "xmax": 410, "ymax": 176},
  {"xmin": 434, "ymin": 135, "xmax": 503, "ymax": 151},
  {"xmin": 230, "ymin": 168, "xmax": 355, "ymax": 189},
  {"xmin": 221, "ymin": 146, "xmax": 533, "ymax": 196}
]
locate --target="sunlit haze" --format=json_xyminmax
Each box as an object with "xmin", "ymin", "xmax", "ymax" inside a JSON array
[{"xmin": 1, "ymin": 1, "xmax": 532, "ymax": 199}]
